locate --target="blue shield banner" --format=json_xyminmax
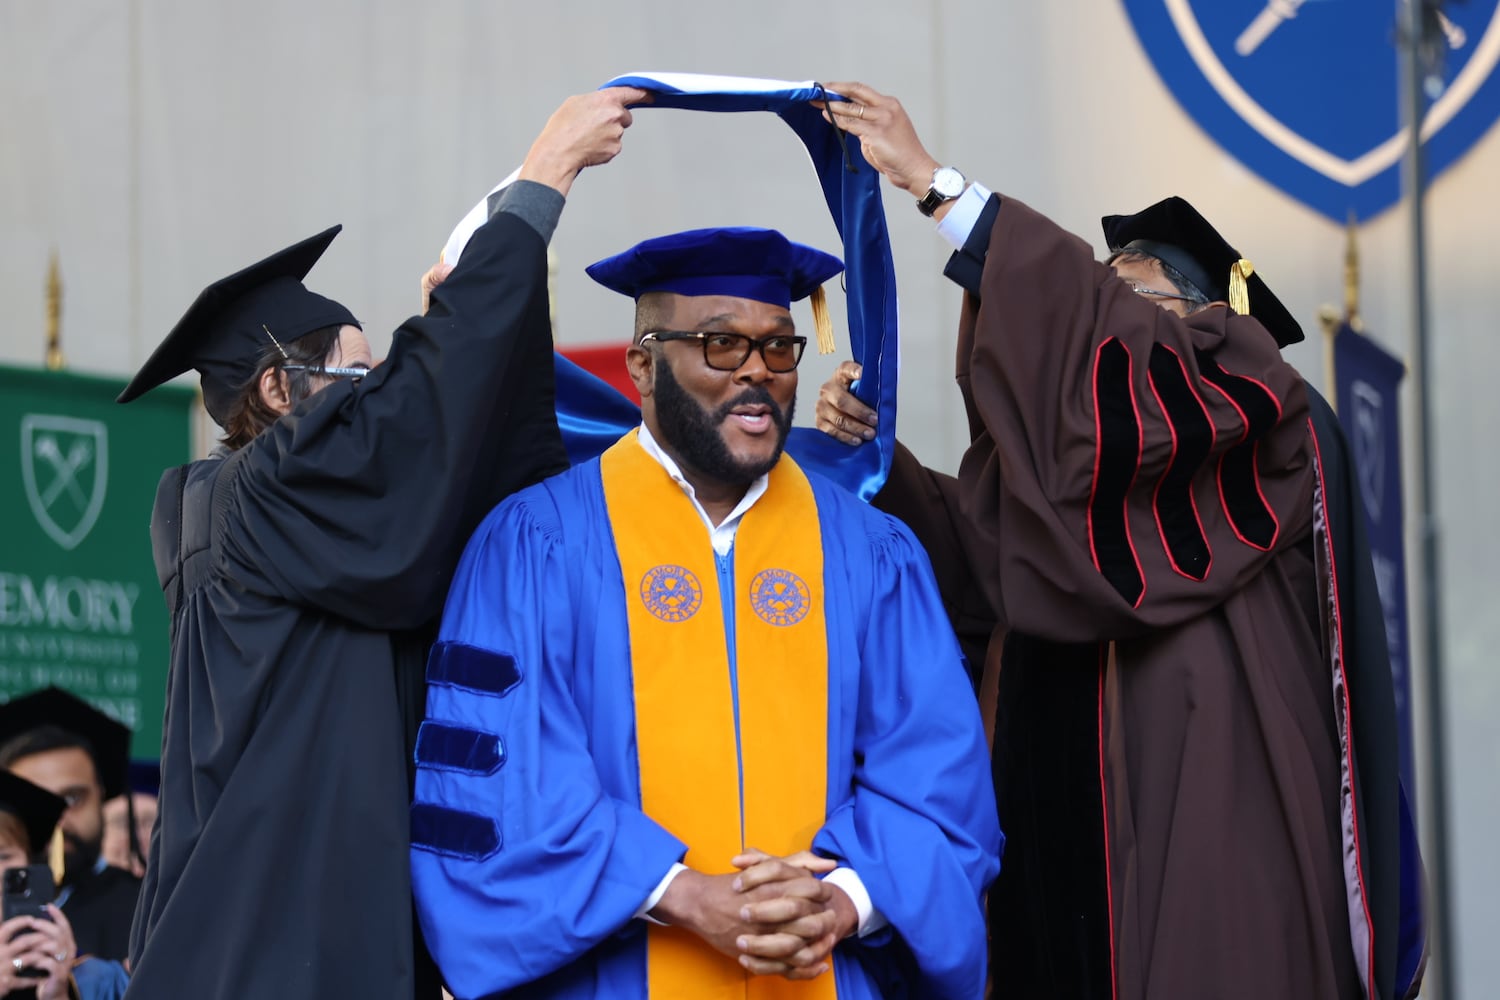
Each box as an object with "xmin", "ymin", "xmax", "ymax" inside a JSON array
[
  {"xmin": 1334, "ymin": 324, "xmax": 1414, "ymax": 789},
  {"xmin": 1122, "ymin": 1, "xmax": 1500, "ymax": 221}
]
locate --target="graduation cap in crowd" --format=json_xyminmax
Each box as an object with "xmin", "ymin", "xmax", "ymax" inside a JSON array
[
  {"xmin": 117, "ymin": 225, "xmax": 360, "ymax": 424},
  {"xmin": 127, "ymin": 759, "xmax": 161, "ymax": 798},
  {"xmin": 0, "ymin": 771, "xmax": 67, "ymax": 860},
  {"xmin": 586, "ymin": 227, "xmax": 846, "ymax": 354},
  {"xmin": 1101, "ymin": 196, "xmax": 1303, "ymax": 347},
  {"xmin": 0, "ymin": 687, "xmax": 133, "ymax": 801}
]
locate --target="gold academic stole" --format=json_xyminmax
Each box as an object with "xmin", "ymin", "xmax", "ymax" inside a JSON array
[{"xmin": 601, "ymin": 431, "xmax": 837, "ymax": 1000}]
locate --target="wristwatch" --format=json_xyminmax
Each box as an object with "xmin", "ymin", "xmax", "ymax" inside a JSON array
[{"xmin": 916, "ymin": 166, "xmax": 966, "ymax": 217}]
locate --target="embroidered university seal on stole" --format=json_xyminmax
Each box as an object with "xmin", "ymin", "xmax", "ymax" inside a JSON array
[
  {"xmin": 640, "ymin": 565, "xmax": 702, "ymax": 622},
  {"xmin": 749, "ymin": 568, "xmax": 811, "ymax": 627}
]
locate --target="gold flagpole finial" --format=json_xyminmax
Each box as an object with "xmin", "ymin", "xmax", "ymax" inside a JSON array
[
  {"xmin": 1343, "ymin": 210, "xmax": 1362, "ymax": 331},
  {"xmin": 45, "ymin": 249, "xmax": 65, "ymax": 371},
  {"xmin": 1228, "ymin": 258, "xmax": 1254, "ymax": 316}
]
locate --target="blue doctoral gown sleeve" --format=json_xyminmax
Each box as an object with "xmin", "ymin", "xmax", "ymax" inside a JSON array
[
  {"xmin": 71, "ymin": 957, "xmax": 130, "ymax": 1000},
  {"xmin": 409, "ymin": 484, "xmax": 686, "ymax": 997},
  {"xmin": 814, "ymin": 514, "xmax": 1003, "ymax": 1000}
]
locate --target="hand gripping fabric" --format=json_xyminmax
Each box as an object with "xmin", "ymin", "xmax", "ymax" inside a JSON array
[{"xmin": 441, "ymin": 72, "xmax": 899, "ymax": 500}]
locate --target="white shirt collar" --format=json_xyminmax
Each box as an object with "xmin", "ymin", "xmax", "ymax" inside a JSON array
[{"xmin": 635, "ymin": 424, "xmax": 769, "ymax": 556}]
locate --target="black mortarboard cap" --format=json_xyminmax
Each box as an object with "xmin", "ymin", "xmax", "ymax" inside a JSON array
[
  {"xmin": 0, "ymin": 771, "xmax": 66, "ymax": 858},
  {"xmin": 1101, "ymin": 196, "xmax": 1303, "ymax": 347},
  {"xmin": 127, "ymin": 759, "xmax": 160, "ymax": 797},
  {"xmin": 117, "ymin": 225, "xmax": 360, "ymax": 423},
  {"xmin": 0, "ymin": 687, "xmax": 132, "ymax": 801}
]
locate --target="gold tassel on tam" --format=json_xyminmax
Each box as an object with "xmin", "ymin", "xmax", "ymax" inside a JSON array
[
  {"xmin": 1229, "ymin": 258, "xmax": 1255, "ymax": 315},
  {"xmin": 48, "ymin": 827, "xmax": 65, "ymax": 887},
  {"xmin": 809, "ymin": 284, "xmax": 836, "ymax": 355}
]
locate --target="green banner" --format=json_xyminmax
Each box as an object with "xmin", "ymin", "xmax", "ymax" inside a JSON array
[{"xmin": 0, "ymin": 365, "xmax": 195, "ymax": 759}]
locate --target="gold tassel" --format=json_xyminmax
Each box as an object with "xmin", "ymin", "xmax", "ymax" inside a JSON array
[
  {"xmin": 1229, "ymin": 258, "xmax": 1254, "ymax": 315},
  {"xmin": 809, "ymin": 284, "xmax": 836, "ymax": 355},
  {"xmin": 47, "ymin": 827, "xmax": 65, "ymax": 887}
]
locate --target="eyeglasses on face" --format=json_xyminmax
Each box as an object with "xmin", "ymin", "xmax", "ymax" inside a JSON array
[
  {"xmin": 280, "ymin": 364, "xmax": 368, "ymax": 383},
  {"xmin": 1123, "ymin": 279, "xmax": 1200, "ymax": 303},
  {"xmin": 639, "ymin": 331, "xmax": 807, "ymax": 373}
]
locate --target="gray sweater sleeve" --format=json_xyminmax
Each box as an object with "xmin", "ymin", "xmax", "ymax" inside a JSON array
[{"xmin": 487, "ymin": 180, "xmax": 566, "ymax": 244}]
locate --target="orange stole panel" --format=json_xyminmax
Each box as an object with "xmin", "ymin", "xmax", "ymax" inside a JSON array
[{"xmin": 600, "ymin": 432, "xmax": 836, "ymax": 1000}]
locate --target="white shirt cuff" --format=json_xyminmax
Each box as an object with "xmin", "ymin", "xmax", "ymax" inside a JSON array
[
  {"xmin": 935, "ymin": 181, "xmax": 994, "ymax": 251},
  {"xmin": 822, "ymin": 866, "xmax": 890, "ymax": 938},
  {"xmin": 634, "ymin": 862, "xmax": 688, "ymax": 925}
]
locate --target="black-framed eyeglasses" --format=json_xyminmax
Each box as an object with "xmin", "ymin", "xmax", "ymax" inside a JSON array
[
  {"xmin": 640, "ymin": 331, "xmax": 807, "ymax": 373},
  {"xmin": 1123, "ymin": 279, "xmax": 1199, "ymax": 303},
  {"xmin": 281, "ymin": 364, "xmax": 368, "ymax": 383}
]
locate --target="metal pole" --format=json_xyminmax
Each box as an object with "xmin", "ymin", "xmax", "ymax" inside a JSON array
[
  {"xmin": 1400, "ymin": 0, "xmax": 1455, "ymax": 995},
  {"xmin": 44, "ymin": 250, "xmax": 64, "ymax": 371}
]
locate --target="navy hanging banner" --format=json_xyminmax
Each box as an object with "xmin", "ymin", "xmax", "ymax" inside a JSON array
[{"xmin": 1333, "ymin": 324, "xmax": 1414, "ymax": 789}]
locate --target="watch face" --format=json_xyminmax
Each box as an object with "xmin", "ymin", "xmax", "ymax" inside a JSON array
[{"xmin": 932, "ymin": 167, "xmax": 965, "ymax": 199}]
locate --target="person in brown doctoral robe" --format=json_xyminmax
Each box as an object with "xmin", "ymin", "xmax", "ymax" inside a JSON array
[{"xmin": 810, "ymin": 81, "xmax": 1423, "ymax": 1000}]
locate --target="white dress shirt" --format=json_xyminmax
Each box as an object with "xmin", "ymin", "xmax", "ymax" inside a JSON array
[{"xmin": 935, "ymin": 180, "xmax": 995, "ymax": 252}]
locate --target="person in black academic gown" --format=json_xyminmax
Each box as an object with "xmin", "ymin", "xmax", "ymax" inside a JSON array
[
  {"xmin": 0, "ymin": 689, "xmax": 140, "ymax": 966},
  {"xmin": 112, "ymin": 86, "xmax": 649, "ymax": 1000}
]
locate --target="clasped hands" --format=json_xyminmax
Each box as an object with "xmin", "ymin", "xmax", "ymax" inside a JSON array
[{"xmin": 651, "ymin": 848, "xmax": 858, "ymax": 981}]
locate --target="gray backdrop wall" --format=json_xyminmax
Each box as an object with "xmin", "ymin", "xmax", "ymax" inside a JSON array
[{"xmin": 3, "ymin": 2, "xmax": 1495, "ymax": 994}]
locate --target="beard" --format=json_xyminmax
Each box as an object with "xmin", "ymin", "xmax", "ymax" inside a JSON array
[
  {"xmin": 61, "ymin": 826, "xmax": 102, "ymax": 886},
  {"xmin": 653, "ymin": 361, "xmax": 795, "ymax": 488}
]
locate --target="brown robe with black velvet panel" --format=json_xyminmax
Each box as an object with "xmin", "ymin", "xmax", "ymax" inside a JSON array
[{"xmin": 876, "ymin": 195, "xmax": 1382, "ymax": 999}]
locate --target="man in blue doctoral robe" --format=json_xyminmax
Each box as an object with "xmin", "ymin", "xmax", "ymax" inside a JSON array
[{"xmin": 409, "ymin": 227, "xmax": 1001, "ymax": 999}]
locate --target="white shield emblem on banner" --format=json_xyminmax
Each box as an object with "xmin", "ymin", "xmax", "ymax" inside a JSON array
[
  {"xmin": 1350, "ymin": 381, "xmax": 1386, "ymax": 524},
  {"xmin": 20, "ymin": 414, "xmax": 109, "ymax": 551}
]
